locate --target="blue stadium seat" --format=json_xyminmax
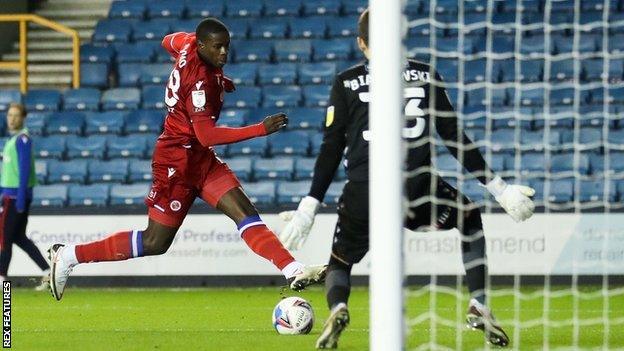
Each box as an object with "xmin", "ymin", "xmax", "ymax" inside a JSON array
[
  {"xmin": 109, "ymin": 1, "xmax": 146, "ymax": 19},
  {"xmin": 125, "ymin": 109, "xmax": 163, "ymax": 134},
  {"xmin": 269, "ymin": 130, "xmax": 310, "ymax": 156},
  {"xmin": 607, "ymin": 129, "xmax": 624, "ymax": 151},
  {"xmin": 25, "ymin": 112, "xmax": 48, "ymax": 135},
  {"xmin": 580, "ymin": 180, "xmax": 617, "ymax": 202},
  {"xmin": 549, "ymin": 87, "xmax": 574, "ymax": 105},
  {"xmin": 80, "ymin": 63, "xmax": 109, "ymax": 88},
  {"xmin": 234, "ymin": 40, "xmax": 273, "ymax": 62},
  {"xmin": 225, "ymin": 157, "xmax": 253, "ymax": 181},
  {"xmin": 313, "ymin": 39, "xmax": 352, "ymax": 61},
  {"xmin": 88, "ymin": 159, "xmax": 129, "ymax": 183},
  {"xmin": 110, "ymin": 183, "xmax": 150, "ymax": 205},
  {"xmin": 555, "ymin": 34, "xmax": 598, "ymax": 55},
  {"xmin": 547, "ymin": 178, "xmax": 575, "ymax": 203},
  {"xmin": 225, "ymin": 63, "xmax": 258, "ymax": 85},
  {"xmin": 101, "ymin": 88, "xmax": 141, "ymax": 110},
  {"xmin": 303, "ymin": 0, "xmax": 340, "ymax": 15},
  {"xmin": 590, "ymin": 153, "xmax": 624, "ymax": 175},
  {"xmin": 290, "ymin": 17, "xmax": 326, "ymax": 39},
  {"xmin": 327, "ymin": 16, "xmax": 359, "ymax": 38},
  {"xmin": 141, "ymin": 85, "xmax": 165, "ymax": 109},
  {"xmin": 490, "ymin": 129, "xmax": 516, "ymax": 153},
  {"xmin": 550, "ymin": 153, "xmax": 590, "ymax": 175},
  {"xmin": 519, "ymin": 60, "xmax": 543, "ymax": 82},
  {"xmin": 170, "ymin": 19, "xmax": 196, "ymax": 33},
  {"xmin": 114, "ymin": 41, "xmax": 156, "ymax": 63},
  {"xmin": 132, "ymin": 20, "xmax": 171, "ymax": 42},
  {"xmin": 263, "ymin": 86, "xmax": 302, "ymax": 108},
  {"xmin": 520, "ymin": 130, "xmax": 561, "ymax": 151},
  {"xmin": 277, "ymin": 180, "xmax": 312, "ymax": 205},
  {"xmin": 264, "ymin": 0, "xmax": 301, "ymax": 16},
  {"xmin": 250, "ymin": 18, "xmax": 289, "ymax": 39},
  {"xmin": 224, "ymin": 18, "xmax": 250, "ymax": 39},
  {"xmin": 310, "ymin": 132, "xmax": 323, "ymax": 155},
  {"xmin": 435, "ymin": 154, "xmax": 462, "ymax": 175},
  {"xmin": 24, "ymin": 89, "xmax": 61, "ymax": 112},
  {"xmin": 47, "ymin": 160, "xmax": 88, "ymax": 183},
  {"xmin": 464, "ymin": 59, "xmax": 487, "ymax": 83},
  {"xmin": 140, "ymin": 63, "xmax": 171, "ymax": 85},
  {"xmin": 34, "ymin": 135, "xmax": 66, "ymax": 159},
  {"xmin": 32, "ymin": 184, "xmax": 67, "ymax": 207},
  {"xmin": 225, "ymin": 86, "xmax": 262, "ymax": 108},
  {"xmin": 608, "ymin": 34, "xmax": 624, "ymax": 53},
  {"xmin": 80, "ymin": 44, "xmax": 114, "ymax": 65},
  {"xmin": 68, "ymin": 184, "xmax": 110, "ymax": 207},
  {"xmin": 0, "ymin": 89, "xmax": 21, "ymax": 111},
  {"xmin": 147, "ymin": 2, "xmax": 185, "ymax": 19},
  {"xmin": 117, "ymin": 63, "xmax": 143, "ymax": 87},
  {"xmin": 288, "ymin": 107, "xmax": 323, "ymax": 129},
  {"xmin": 229, "ymin": 137, "xmax": 267, "ymax": 157},
  {"xmin": 85, "ymin": 111, "xmax": 126, "ymax": 135},
  {"xmin": 63, "ymin": 88, "xmax": 100, "ymax": 111},
  {"xmin": 579, "ymin": 127, "xmax": 602, "ymax": 151},
  {"xmin": 219, "ymin": 109, "xmax": 248, "ymax": 127},
  {"xmin": 325, "ymin": 182, "xmax": 343, "ymax": 204},
  {"xmin": 186, "ymin": 0, "xmax": 224, "ymax": 18},
  {"xmin": 298, "ymin": 62, "xmax": 336, "ymax": 85},
  {"xmin": 465, "ymin": 87, "xmax": 486, "ymax": 107},
  {"xmin": 437, "ymin": 59, "xmax": 459, "ymax": 83},
  {"xmin": 107, "ymin": 135, "xmax": 147, "ymax": 158},
  {"xmin": 274, "ymin": 40, "xmax": 313, "ymax": 62},
  {"xmin": 254, "ymin": 157, "xmax": 294, "ymax": 180},
  {"xmin": 583, "ymin": 59, "xmax": 624, "ymax": 82},
  {"xmin": 550, "ymin": 59, "xmax": 575, "ymax": 82},
  {"xmin": 342, "ymin": 0, "xmax": 367, "ymax": 14},
  {"xmin": 607, "ymin": 86, "xmax": 624, "ymax": 104},
  {"xmin": 66, "ymin": 135, "xmax": 107, "ymax": 159},
  {"xmin": 129, "ymin": 159, "xmax": 152, "ymax": 182},
  {"xmin": 513, "ymin": 153, "xmax": 546, "ymax": 176},
  {"xmin": 520, "ymin": 87, "xmax": 545, "ymax": 106},
  {"xmin": 46, "ymin": 111, "xmax": 85, "ymax": 135},
  {"xmin": 226, "ymin": 0, "xmax": 263, "ymax": 17},
  {"xmin": 240, "ymin": 181, "xmax": 276, "ymax": 205},
  {"xmin": 303, "ymin": 85, "xmax": 331, "ymax": 107},
  {"xmin": 258, "ymin": 63, "xmax": 297, "ymax": 85},
  {"xmin": 93, "ymin": 19, "xmax": 132, "ymax": 43},
  {"xmin": 34, "ymin": 159, "xmax": 47, "ymax": 183},
  {"xmin": 294, "ymin": 157, "xmax": 315, "ymax": 180}
]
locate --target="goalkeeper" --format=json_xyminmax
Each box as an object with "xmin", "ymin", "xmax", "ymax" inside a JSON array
[{"xmin": 279, "ymin": 8, "xmax": 535, "ymax": 349}]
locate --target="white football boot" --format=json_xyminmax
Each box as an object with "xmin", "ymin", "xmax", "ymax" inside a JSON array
[
  {"xmin": 48, "ymin": 244, "xmax": 75, "ymax": 301},
  {"xmin": 466, "ymin": 298, "xmax": 510, "ymax": 347},
  {"xmin": 316, "ymin": 304, "xmax": 350, "ymax": 349},
  {"xmin": 288, "ymin": 264, "xmax": 327, "ymax": 291}
]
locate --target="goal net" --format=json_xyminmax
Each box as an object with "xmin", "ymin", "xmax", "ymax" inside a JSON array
[{"xmin": 394, "ymin": 0, "xmax": 624, "ymax": 349}]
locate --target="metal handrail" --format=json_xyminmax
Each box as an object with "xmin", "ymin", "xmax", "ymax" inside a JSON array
[{"xmin": 0, "ymin": 14, "xmax": 80, "ymax": 93}]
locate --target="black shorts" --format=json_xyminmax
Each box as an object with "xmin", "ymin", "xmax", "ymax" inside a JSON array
[{"xmin": 330, "ymin": 178, "xmax": 474, "ymax": 265}]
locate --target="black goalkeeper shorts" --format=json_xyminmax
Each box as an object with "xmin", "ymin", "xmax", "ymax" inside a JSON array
[{"xmin": 330, "ymin": 178, "xmax": 475, "ymax": 265}]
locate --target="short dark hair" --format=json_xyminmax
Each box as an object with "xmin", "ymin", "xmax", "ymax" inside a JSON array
[
  {"xmin": 195, "ymin": 18, "xmax": 229, "ymax": 42},
  {"xmin": 8, "ymin": 103, "xmax": 26, "ymax": 118},
  {"xmin": 358, "ymin": 8, "xmax": 369, "ymax": 46}
]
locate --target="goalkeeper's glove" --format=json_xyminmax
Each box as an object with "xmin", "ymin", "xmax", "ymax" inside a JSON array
[
  {"xmin": 485, "ymin": 176, "xmax": 535, "ymax": 222},
  {"xmin": 278, "ymin": 196, "xmax": 321, "ymax": 250}
]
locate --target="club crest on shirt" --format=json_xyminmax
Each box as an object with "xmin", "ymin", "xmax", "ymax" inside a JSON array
[{"xmin": 192, "ymin": 89, "xmax": 206, "ymax": 111}]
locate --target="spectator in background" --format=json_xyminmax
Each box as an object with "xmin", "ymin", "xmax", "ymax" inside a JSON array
[{"xmin": 0, "ymin": 103, "xmax": 49, "ymax": 290}]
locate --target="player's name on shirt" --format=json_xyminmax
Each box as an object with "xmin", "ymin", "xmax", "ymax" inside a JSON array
[{"xmin": 342, "ymin": 69, "xmax": 432, "ymax": 91}]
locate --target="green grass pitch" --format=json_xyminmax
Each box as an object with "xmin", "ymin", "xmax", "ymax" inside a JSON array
[{"xmin": 12, "ymin": 286, "xmax": 624, "ymax": 350}]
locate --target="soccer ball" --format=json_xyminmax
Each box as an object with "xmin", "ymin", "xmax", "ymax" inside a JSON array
[{"xmin": 272, "ymin": 296, "xmax": 314, "ymax": 335}]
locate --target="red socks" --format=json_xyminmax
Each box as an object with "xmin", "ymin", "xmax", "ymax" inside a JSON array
[
  {"xmin": 239, "ymin": 216, "xmax": 294, "ymax": 270},
  {"xmin": 75, "ymin": 230, "xmax": 143, "ymax": 263}
]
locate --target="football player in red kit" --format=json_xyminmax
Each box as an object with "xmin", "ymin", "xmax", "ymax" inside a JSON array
[{"xmin": 47, "ymin": 18, "xmax": 326, "ymax": 301}]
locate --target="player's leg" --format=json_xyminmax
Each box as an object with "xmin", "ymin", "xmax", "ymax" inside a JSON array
[
  {"xmin": 0, "ymin": 198, "xmax": 19, "ymax": 280},
  {"xmin": 10, "ymin": 200, "xmax": 50, "ymax": 289},
  {"xmin": 200, "ymin": 162, "xmax": 325, "ymax": 290},
  {"xmin": 436, "ymin": 181, "xmax": 509, "ymax": 347},
  {"xmin": 317, "ymin": 181, "xmax": 368, "ymax": 349}
]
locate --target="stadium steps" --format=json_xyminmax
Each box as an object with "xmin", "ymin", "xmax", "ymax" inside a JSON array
[{"xmin": 0, "ymin": 0, "xmax": 111, "ymax": 89}]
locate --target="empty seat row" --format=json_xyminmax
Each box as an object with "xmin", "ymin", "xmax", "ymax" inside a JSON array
[
  {"xmin": 108, "ymin": 0, "xmax": 366, "ymax": 21},
  {"xmin": 219, "ymin": 157, "xmax": 345, "ymax": 182},
  {"xmin": 32, "ymin": 180, "xmax": 345, "ymax": 208}
]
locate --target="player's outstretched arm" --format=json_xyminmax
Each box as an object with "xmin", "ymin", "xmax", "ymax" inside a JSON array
[{"xmin": 192, "ymin": 113, "xmax": 288, "ymax": 147}]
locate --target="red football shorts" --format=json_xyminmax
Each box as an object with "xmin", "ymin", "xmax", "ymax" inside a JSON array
[{"xmin": 145, "ymin": 140, "xmax": 240, "ymax": 227}]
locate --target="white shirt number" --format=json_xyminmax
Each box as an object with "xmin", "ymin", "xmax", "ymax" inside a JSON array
[
  {"xmin": 165, "ymin": 69, "xmax": 180, "ymax": 107},
  {"xmin": 361, "ymin": 87, "xmax": 426, "ymax": 141}
]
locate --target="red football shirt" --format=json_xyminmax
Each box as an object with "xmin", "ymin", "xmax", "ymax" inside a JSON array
[{"xmin": 160, "ymin": 32, "xmax": 230, "ymax": 144}]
